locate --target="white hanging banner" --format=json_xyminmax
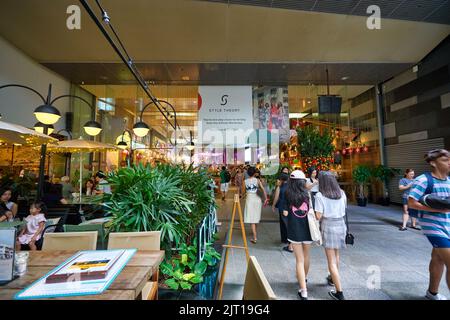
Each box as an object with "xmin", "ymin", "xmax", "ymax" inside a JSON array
[{"xmin": 197, "ymin": 86, "xmax": 254, "ymax": 147}]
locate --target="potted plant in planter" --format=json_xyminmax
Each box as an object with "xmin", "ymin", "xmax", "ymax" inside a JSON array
[
  {"xmin": 159, "ymin": 238, "xmax": 221, "ymax": 300},
  {"xmin": 352, "ymin": 165, "xmax": 372, "ymax": 206},
  {"xmin": 372, "ymin": 165, "xmax": 401, "ymax": 206}
]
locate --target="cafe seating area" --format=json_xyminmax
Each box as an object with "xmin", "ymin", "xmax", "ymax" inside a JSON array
[{"xmin": 0, "ymin": 229, "xmax": 165, "ymax": 300}]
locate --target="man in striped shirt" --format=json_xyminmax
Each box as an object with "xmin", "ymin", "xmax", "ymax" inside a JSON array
[{"xmin": 408, "ymin": 149, "xmax": 450, "ymax": 300}]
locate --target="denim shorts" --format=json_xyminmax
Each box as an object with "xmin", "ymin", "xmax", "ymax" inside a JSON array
[
  {"xmin": 402, "ymin": 197, "xmax": 408, "ymax": 205},
  {"xmin": 427, "ymin": 236, "xmax": 450, "ymax": 248}
]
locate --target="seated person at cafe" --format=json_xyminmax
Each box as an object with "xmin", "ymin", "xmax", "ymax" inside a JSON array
[
  {"xmin": 94, "ymin": 171, "xmax": 111, "ymax": 195},
  {"xmin": 16, "ymin": 201, "xmax": 47, "ymax": 251},
  {"xmin": 0, "ymin": 203, "xmax": 14, "ymax": 222},
  {"xmin": 0, "ymin": 188, "xmax": 18, "ymax": 220},
  {"xmin": 42, "ymin": 183, "xmax": 68, "ymax": 206},
  {"xmin": 83, "ymin": 179, "xmax": 96, "ymax": 196},
  {"xmin": 60, "ymin": 176, "xmax": 74, "ymax": 200},
  {"xmin": 43, "ymin": 175, "xmax": 52, "ymax": 194}
]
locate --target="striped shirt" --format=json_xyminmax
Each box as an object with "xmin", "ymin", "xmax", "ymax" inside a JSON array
[{"xmin": 408, "ymin": 174, "xmax": 450, "ymax": 240}]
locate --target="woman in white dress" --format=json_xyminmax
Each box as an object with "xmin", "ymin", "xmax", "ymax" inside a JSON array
[{"xmin": 243, "ymin": 166, "xmax": 268, "ymax": 244}]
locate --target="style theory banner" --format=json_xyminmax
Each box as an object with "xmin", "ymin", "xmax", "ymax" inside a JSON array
[{"xmin": 197, "ymin": 86, "xmax": 254, "ymax": 146}]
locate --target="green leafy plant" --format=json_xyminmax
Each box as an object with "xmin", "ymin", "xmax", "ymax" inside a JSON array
[
  {"xmin": 352, "ymin": 165, "xmax": 372, "ymax": 199},
  {"xmin": 296, "ymin": 125, "xmax": 335, "ymax": 158},
  {"xmin": 103, "ymin": 163, "xmax": 215, "ymax": 255},
  {"xmin": 372, "ymin": 165, "xmax": 401, "ymax": 198},
  {"xmin": 160, "ymin": 238, "xmax": 221, "ymax": 291}
]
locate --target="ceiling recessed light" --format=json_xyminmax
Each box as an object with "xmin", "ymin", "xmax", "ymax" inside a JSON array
[
  {"xmin": 181, "ymin": 76, "xmax": 190, "ymax": 81},
  {"xmin": 341, "ymin": 76, "xmax": 350, "ymax": 80}
]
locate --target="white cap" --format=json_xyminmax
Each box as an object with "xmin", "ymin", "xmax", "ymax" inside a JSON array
[{"xmin": 290, "ymin": 170, "xmax": 306, "ymax": 180}]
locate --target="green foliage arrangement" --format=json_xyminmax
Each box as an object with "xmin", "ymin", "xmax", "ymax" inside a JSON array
[
  {"xmin": 296, "ymin": 125, "xmax": 335, "ymax": 158},
  {"xmin": 371, "ymin": 164, "xmax": 401, "ymax": 198},
  {"xmin": 160, "ymin": 238, "xmax": 221, "ymax": 291},
  {"xmin": 352, "ymin": 165, "xmax": 372, "ymax": 198},
  {"xmin": 371, "ymin": 165, "xmax": 401, "ymax": 185},
  {"xmin": 102, "ymin": 163, "xmax": 216, "ymax": 254}
]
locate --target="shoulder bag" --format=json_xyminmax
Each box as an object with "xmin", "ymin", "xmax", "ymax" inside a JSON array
[
  {"xmin": 307, "ymin": 194, "xmax": 322, "ymax": 245},
  {"xmin": 344, "ymin": 210, "xmax": 354, "ymax": 245}
]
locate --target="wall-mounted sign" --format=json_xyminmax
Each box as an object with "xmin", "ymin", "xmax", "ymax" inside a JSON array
[{"xmin": 198, "ymin": 86, "xmax": 253, "ymax": 147}]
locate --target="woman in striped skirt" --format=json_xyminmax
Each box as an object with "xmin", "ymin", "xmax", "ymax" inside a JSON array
[{"xmin": 314, "ymin": 171, "xmax": 348, "ymax": 300}]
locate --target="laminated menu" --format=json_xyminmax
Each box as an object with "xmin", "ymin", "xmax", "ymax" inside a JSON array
[
  {"xmin": 45, "ymin": 250, "xmax": 125, "ymax": 283},
  {"xmin": 15, "ymin": 249, "xmax": 136, "ymax": 299}
]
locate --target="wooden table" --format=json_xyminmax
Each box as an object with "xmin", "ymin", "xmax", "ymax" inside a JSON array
[{"xmin": 0, "ymin": 250, "xmax": 165, "ymax": 300}]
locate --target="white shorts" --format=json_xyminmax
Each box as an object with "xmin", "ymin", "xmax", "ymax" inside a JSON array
[{"xmin": 220, "ymin": 183, "xmax": 229, "ymax": 192}]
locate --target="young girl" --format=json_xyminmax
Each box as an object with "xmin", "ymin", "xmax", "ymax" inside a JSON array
[
  {"xmin": 283, "ymin": 170, "xmax": 313, "ymax": 300},
  {"xmin": 16, "ymin": 201, "xmax": 47, "ymax": 251},
  {"xmin": 314, "ymin": 171, "xmax": 347, "ymax": 300}
]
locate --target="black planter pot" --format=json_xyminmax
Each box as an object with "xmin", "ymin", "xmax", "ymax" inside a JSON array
[{"xmin": 357, "ymin": 197, "xmax": 367, "ymax": 207}]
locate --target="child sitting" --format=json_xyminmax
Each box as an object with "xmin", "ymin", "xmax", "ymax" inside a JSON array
[{"xmin": 16, "ymin": 201, "xmax": 47, "ymax": 251}]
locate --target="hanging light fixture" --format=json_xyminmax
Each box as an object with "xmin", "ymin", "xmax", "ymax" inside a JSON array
[
  {"xmin": 132, "ymin": 121, "xmax": 150, "ymax": 137},
  {"xmin": 117, "ymin": 140, "xmax": 128, "ymax": 149},
  {"xmin": 34, "ymin": 104, "xmax": 61, "ymax": 124},
  {"xmin": 34, "ymin": 122, "xmax": 54, "ymax": 135},
  {"xmin": 186, "ymin": 142, "xmax": 195, "ymax": 151},
  {"xmin": 83, "ymin": 120, "xmax": 102, "ymax": 136}
]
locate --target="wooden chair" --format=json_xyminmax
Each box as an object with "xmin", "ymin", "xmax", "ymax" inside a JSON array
[
  {"xmin": 107, "ymin": 231, "xmax": 161, "ymax": 251},
  {"xmin": 63, "ymin": 224, "xmax": 106, "ymax": 250},
  {"xmin": 107, "ymin": 231, "xmax": 161, "ymax": 300},
  {"xmin": 242, "ymin": 256, "xmax": 277, "ymax": 300},
  {"xmin": 41, "ymin": 231, "xmax": 98, "ymax": 251}
]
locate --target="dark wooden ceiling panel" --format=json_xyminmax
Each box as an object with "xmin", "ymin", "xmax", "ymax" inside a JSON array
[
  {"xmin": 42, "ymin": 62, "xmax": 413, "ymax": 86},
  {"xmin": 200, "ymin": 0, "xmax": 450, "ymax": 24}
]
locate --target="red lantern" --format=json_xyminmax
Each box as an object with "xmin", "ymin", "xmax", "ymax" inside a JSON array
[
  {"xmin": 363, "ymin": 146, "xmax": 369, "ymax": 152},
  {"xmin": 356, "ymin": 147, "xmax": 361, "ymax": 153},
  {"xmin": 348, "ymin": 148, "xmax": 353, "ymax": 154},
  {"xmin": 342, "ymin": 149, "xmax": 347, "ymax": 155}
]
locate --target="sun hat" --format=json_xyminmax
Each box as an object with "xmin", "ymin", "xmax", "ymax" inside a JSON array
[{"xmin": 290, "ymin": 170, "xmax": 307, "ymax": 180}]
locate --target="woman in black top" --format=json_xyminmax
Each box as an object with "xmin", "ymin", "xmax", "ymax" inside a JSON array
[{"xmin": 283, "ymin": 170, "xmax": 312, "ymax": 300}]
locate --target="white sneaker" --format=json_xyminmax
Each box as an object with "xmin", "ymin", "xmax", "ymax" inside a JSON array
[{"xmin": 425, "ymin": 290, "xmax": 447, "ymax": 300}]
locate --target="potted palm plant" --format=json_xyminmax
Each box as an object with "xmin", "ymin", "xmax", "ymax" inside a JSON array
[
  {"xmin": 372, "ymin": 165, "xmax": 401, "ymax": 206},
  {"xmin": 352, "ymin": 165, "xmax": 372, "ymax": 206}
]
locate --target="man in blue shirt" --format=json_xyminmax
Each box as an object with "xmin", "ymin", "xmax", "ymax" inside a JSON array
[{"xmin": 408, "ymin": 149, "xmax": 450, "ymax": 300}]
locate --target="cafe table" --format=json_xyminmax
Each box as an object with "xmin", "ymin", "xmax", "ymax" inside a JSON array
[{"xmin": 0, "ymin": 250, "xmax": 165, "ymax": 300}]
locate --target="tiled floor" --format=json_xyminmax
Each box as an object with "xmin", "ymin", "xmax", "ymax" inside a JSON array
[{"xmin": 215, "ymin": 187, "xmax": 450, "ymax": 300}]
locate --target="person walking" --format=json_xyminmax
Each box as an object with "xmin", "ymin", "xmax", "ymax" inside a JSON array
[
  {"xmin": 314, "ymin": 171, "xmax": 348, "ymax": 300},
  {"xmin": 282, "ymin": 170, "xmax": 312, "ymax": 300},
  {"xmin": 219, "ymin": 166, "xmax": 231, "ymax": 201},
  {"xmin": 399, "ymin": 169, "xmax": 420, "ymax": 231},
  {"xmin": 307, "ymin": 167, "xmax": 319, "ymax": 210},
  {"xmin": 408, "ymin": 149, "xmax": 450, "ymax": 300},
  {"xmin": 272, "ymin": 172, "xmax": 292, "ymax": 252},
  {"xmin": 244, "ymin": 166, "xmax": 268, "ymax": 244},
  {"xmin": 235, "ymin": 168, "xmax": 244, "ymax": 199}
]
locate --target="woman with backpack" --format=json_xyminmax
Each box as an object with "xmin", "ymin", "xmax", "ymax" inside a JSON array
[{"xmin": 282, "ymin": 170, "xmax": 313, "ymax": 300}]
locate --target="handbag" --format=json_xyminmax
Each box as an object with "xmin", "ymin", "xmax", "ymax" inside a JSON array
[
  {"xmin": 307, "ymin": 195, "xmax": 322, "ymax": 245},
  {"xmin": 344, "ymin": 210, "xmax": 354, "ymax": 245}
]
